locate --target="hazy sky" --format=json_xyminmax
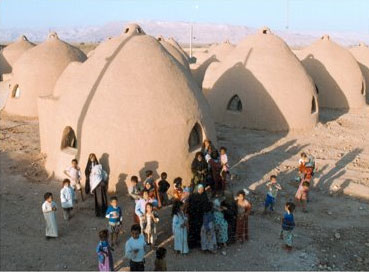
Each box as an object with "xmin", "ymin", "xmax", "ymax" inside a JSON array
[{"xmin": 1, "ymin": 0, "xmax": 369, "ymax": 33}]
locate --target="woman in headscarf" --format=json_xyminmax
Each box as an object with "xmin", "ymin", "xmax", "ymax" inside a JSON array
[
  {"xmin": 90, "ymin": 160, "xmax": 108, "ymax": 218},
  {"xmin": 191, "ymin": 152, "xmax": 208, "ymax": 192},
  {"xmin": 208, "ymin": 150, "xmax": 223, "ymax": 193},
  {"xmin": 221, "ymin": 190, "xmax": 238, "ymax": 244},
  {"xmin": 84, "ymin": 153, "xmax": 98, "ymax": 194},
  {"xmin": 186, "ymin": 184, "xmax": 209, "ymax": 249}
]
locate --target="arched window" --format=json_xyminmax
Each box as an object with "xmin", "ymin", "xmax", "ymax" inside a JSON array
[
  {"xmin": 227, "ymin": 95, "xmax": 243, "ymax": 112},
  {"xmin": 11, "ymin": 84, "xmax": 21, "ymax": 98},
  {"xmin": 60, "ymin": 126, "xmax": 77, "ymax": 150},
  {"xmin": 188, "ymin": 123, "xmax": 203, "ymax": 152},
  {"xmin": 311, "ymin": 96, "xmax": 317, "ymax": 114},
  {"xmin": 315, "ymin": 84, "xmax": 319, "ymax": 94},
  {"xmin": 361, "ymin": 81, "xmax": 366, "ymax": 96}
]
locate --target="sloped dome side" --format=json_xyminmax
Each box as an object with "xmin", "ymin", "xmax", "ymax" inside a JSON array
[
  {"xmin": 350, "ymin": 44, "xmax": 369, "ymax": 104},
  {"xmin": 4, "ymin": 36, "xmax": 87, "ymax": 117},
  {"xmin": 39, "ymin": 31, "xmax": 216, "ymax": 191},
  {"xmin": 158, "ymin": 37, "xmax": 190, "ymax": 71},
  {"xmin": 297, "ymin": 37, "xmax": 366, "ymax": 110},
  {"xmin": 203, "ymin": 31, "xmax": 318, "ymax": 132}
]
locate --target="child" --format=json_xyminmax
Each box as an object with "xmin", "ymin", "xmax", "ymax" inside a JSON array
[
  {"xmin": 125, "ymin": 224, "xmax": 146, "ymax": 271},
  {"xmin": 60, "ymin": 179, "xmax": 76, "ymax": 220},
  {"xmin": 172, "ymin": 200, "xmax": 189, "ymax": 254},
  {"xmin": 213, "ymin": 198, "xmax": 228, "ymax": 249},
  {"xmin": 158, "ymin": 172, "xmax": 170, "ymax": 206},
  {"xmin": 42, "ymin": 192, "xmax": 58, "ymax": 239},
  {"xmin": 295, "ymin": 181, "xmax": 310, "ymax": 212},
  {"xmin": 264, "ymin": 175, "xmax": 282, "ymax": 213},
  {"xmin": 135, "ymin": 191, "xmax": 150, "ymax": 231},
  {"xmin": 64, "ymin": 159, "xmax": 83, "ymax": 201},
  {"xmin": 128, "ymin": 176, "xmax": 142, "ymax": 202},
  {"xmin": 96, "ymin": 229, "xmax": 114, "ymax": 271},
  {"xmin": 154, "ymin": 247, "xmax": 167, "ymax": 271},
  {"xmin": 172, "ymin": 177, "xmax": 184, "ymax": 201},
  {"xmin": 143, "ymin": 203, "xmax": 159, "ymax": 245},
  {"xmin": 144, "ymin": 170, "xmax": 155, "ymax": 187},
  {"xmin": 200, "ymin": 202, "xmax": 217, "ymax": 253},
  {"xmin": 236, "ymin": 190, "xmax": 252, "ymax": 243},
  {"xmin": 281, "ymin": 202, "xmax": 296, "ymax": 251},
  {"xmin": 105, "ymin": 196, "xmax": 123, "ymax": 247},
  {"xmin": 220, "ymin": 147, "xmax": 229, "ymax": 181}
]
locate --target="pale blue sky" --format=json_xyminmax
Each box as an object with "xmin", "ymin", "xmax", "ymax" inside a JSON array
[{"xmin": 0, "ymin": 0, "xmax": 368, "ymax": 33}]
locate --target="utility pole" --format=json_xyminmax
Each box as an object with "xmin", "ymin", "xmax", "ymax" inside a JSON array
[{"xmin": 190, "ymin": 24, "xmax": 193, "ymax": 58}]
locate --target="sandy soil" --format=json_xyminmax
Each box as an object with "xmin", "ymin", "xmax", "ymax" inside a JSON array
[{"xmin": 1, "ymin": 108, "xmax": 369, "ymax": 271}]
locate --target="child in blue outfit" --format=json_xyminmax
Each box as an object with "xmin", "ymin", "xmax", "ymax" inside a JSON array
[
  {"xmin": 96, "ymin": 229, "xmax": 114, "ymax": 271},
  {"xmin": 264, "ymin": 175, "xmax": 282, "ymax": 213},
  {"xmin": 281, "ymin": 202, "xmax": 296, "ymax": 251},
  {"xmin": 105, "ymin": 196, "xmax": 123, "ymax": 247}
]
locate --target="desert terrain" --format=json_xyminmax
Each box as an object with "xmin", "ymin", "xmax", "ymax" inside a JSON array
[{"xmin": 1, "ymin": 105, "xmax": 369, "ymax": 271}]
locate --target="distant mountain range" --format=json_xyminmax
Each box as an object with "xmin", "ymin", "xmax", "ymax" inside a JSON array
[{"xmin": 1, "ymin": 20, "xmax": 368, "ymax": 48}]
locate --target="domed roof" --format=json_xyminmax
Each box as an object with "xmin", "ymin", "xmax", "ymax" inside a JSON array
[
  {"xmin": 167, "ymin": 37, "xmax": 190, "ymax": 61},
  {"xmin": 3, "ymin": 32, "xmax": 87, "ymax": 117},
  {"xmin": 0, "ymin": 35, "xmax": 35, "ymax": 76},
  {"xmin": 157, "ymin": 35, "xmax": 190, "ymax": 71},
  {"xmin": 349, "ymin": 43, "xmax": 369, "ymax": 104},
  {"xmin": 202, "ymin": 27, "xmax": 318, "ymax": 131},
  {"xmin": 207, "ymin": 40, "xmax": 235, "ymax": 61},
  {"xmin": 295, "ymin": 35, "xmax": 366, "ymax": 109},
  {"xmin": 38, "ymin": 24, "xmax": 216, "ymax": 191}
]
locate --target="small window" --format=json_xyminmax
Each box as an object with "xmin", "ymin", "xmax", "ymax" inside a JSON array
[
  {"xmin": 188, "ymin": 123, "xmax": 203, "ymax": 152},
  {"xmin": 315, "ymin": 84, "xmax": 319, "ymax": 94},
  {"xmin": 361, "ymin": 81, "xmax": 366, "ymax": 96},
  {"xmin": 61, "ymin": 126, "xmax": 77, "ymax": 150},
  {"xmin": 311, "ymin": 96, "xmax": 317, "ymax": 114},
  {"xmin": 227, "ymin": 95, "xmax": 243, "ymax": 112},
  {"xmin": 11, "ymin": 84, "xmax": 21, "ymax": 98}
]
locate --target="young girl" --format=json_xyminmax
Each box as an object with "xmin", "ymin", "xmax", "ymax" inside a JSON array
[
  {"xmin": 143, "ymin": 203, "xmax": 159, "ymax": 245},
  {"xmin": 154, "ymin": 247, "xmax": 167, "ymax": 271},
  {"xmin": 60, "ymin": 179, "xmax": 75, "ymax": 221},
  {"xmin": 64, "ymin": 159, "xmax": 83, "ymax": 201},
  {"xmin": 220, "ymin": 147, "xmax": 230, "ymax": 184},
  {"xmin": 172, "ymin": 200, "xmax": 189, "ymax": 254},
  {"xmin": 200, "ymin": 202, "xmax": 217, "ymax": 253},
  {"xmin": 236, "ymin": 190, "xmax": 252, "ymax": 243},
  {"xmin": 96, "ymin": 229, "xmax": 114, "ymax": 271},
  {"xmin": 295, "ymin": 181, "xmax": 310, "ymax": 212},
  {"xmin": 42, "ymin": 192, "xmax": 58, "ymax": 239}
]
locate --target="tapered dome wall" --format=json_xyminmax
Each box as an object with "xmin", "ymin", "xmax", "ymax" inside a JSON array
[
  {"xmin": 0, "ymin": 35, "xmax": 35, "ymax": 80},
  {"xmin": 157, "ymin": 36, "xmax": 190, "ymax": 72},
  {"xmin": 3, "ymin": 32, "xmax": 87, "ymax": 117},
  {"xmin": 350, "ymin": 43, "xmax": 369, "ymax": 104},
  {"xmin": 295, "ymin": 35, "xmax": 366, "ymax": 110},
  {"xmin": 202, "ymin": 27, "xmax": 318, "ymax": 132},
  {"xmin": 38, "ymin": 24, "xmax": 216, "ymax": 193}
]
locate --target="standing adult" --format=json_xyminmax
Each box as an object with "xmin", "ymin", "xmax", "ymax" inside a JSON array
[
  {"xmin": 208, "ymin": 150, "xmax": 223, "ymax": 193},
  {"xmin": 191, "ymin": 152, "xmax": 208, "ymax": 192},
  {"xmin": 90, "ymin": 161, "xmax": 108, "ymax": 218},
  {"xmin": 187, "ymin": 184, "xmax": 209, "ymax": 249},
  {"xmin": 221, "ymin": 190, "xmax": 238, "ymax": 244},
  {"xmin": 85, "ymin": 153, "xmax": 98, "ymax": 194}
]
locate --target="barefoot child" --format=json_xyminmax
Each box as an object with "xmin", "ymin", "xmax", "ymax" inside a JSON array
[
  {"xmin": 125, "ymin": 224, "xmax": 147, "ymax": 271},
  {"xmin": 64, "ymin": 159, "xmax": 84, "ymax": 201},
  {"xmin": 281, "ymin": 202, "xmax": 296, "ymax": 251},
  {"xmin": 60, "ymin": 179, "xmax": 76, "ymax": 220},
  {"xmin": 42, "ymin": 192, "xmax": 58, "ymax": 239},
  {"xmin": 295, "ymin": 181, "xmax": 310, "ymax": 212},
  {"xmin": 264, "ymin": 175, "xmax": 282, "ymax": 213},
  {"xmin": 154, "ymin": 247, "xmax": 167, "ymax": 271},
  {"xmin": 143, "ymin": 203, "xmax": 159, "ymax": 245},
  {"xmin": 96, "ymin": 229, "xmax": 114, "ymax": 271},
  {"xmin": 105, "ymin": 196, "xmax": 123, "ymax": 247},
  {"xmin": 172, "ymin": 200, "xmax": 189, "ymax": 254},
  {"xmin": 236, "ymin": 190, "xmax": 252, "ymax": 243}
]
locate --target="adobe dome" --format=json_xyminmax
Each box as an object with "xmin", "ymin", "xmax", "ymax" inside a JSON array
[
  {"xmin": 157, "ymin": 35, "xmax": 190, "ymax": 71},
  {"xmin": 202, "ymin": 27, "xmax": 318, "ymax": 132},
  {"xmin": 167, "ymin": 37, "xmax": 190, "ymax": 61},
  {"xmin": 0, "ymin": 35, "xmax": 35, "ymax": 78},
  {"xmin": 191, "ymin": 40, "xmax": 235, "ymax": 87},
  {"xmin": 349, "ymin": 43, "xmax": 369, "ymax": 104},
  {"xmin": 295, "ymin": 35, "xmax": 366, "ymax": 109},
  {"xmin": 38, "ymin": 24, "xmax": 216, "ymax": 192},
  {"xmin": 3, "ymin": 32, "xmax": 87, "ymax": 117}
]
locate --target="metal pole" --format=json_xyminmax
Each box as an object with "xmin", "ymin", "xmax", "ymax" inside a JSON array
[{"xmin": 190, "ymin": 24, "xmax": 193, "ymax": 58}]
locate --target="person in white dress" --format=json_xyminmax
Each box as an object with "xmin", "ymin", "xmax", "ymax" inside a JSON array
[
  {"xmin": 42, "ymin": 192, "xmax": 58, "ymax": 239},
  {"xmin": 60, "ymin": 179, "xmax": 76, "ymax": 220},
  {"xmin": 172, "ymin": 200, "xmax": 189, "ymax": 254}
]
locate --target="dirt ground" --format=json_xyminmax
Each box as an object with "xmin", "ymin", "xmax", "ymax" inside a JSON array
[{"xmin": 1, "ymin": 108, "xmax": 369, "ymax": 271}]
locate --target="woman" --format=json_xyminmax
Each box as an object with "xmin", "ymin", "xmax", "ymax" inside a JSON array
[
  {"xmin": 221, "ymin": 190, "xmax": 238, "ymax": 244},
  {"xmin": 191, "ymin": 152, "xmax": 208, "ymax": 192},
  {"xmin": 208, "ymin": 150, "xmax": 223, "ymax": 193},
  {"xmin": 213, "ymin": 198, "xmax": 228, "ymax": 247},
  {"xmin": 90, "ymin": 161, "xmax": 108, "ymax": 218},
  {"xmin": 236, "ymin": 190, "xmax": 252, "ymax": 243},
  {"xmin": 187, "ymin": 184, "xmax": 209, "ymax": 249},
  {"xmin": 85, "ymin": 153, "xmax": 98, "ymax": 194},
  {"xmin": 172, "ymin": 200, "xmax": 189, "ymax": 254}
]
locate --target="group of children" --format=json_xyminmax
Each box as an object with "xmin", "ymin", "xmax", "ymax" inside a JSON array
[{"xmin": 40, "ymin": 142, "xmax": 315, "ymax": 271}]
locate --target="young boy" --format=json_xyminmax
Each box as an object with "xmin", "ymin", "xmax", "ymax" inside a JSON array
[
  {"xmin": 220, "ymin": 147, "xmax": 229, "ymax": 179},
  {"xmin": 125, "ymin": 224, "xmax": 147, "ymax": 271},
  {"xmin": 154, "ymin": 247, "xmax": 167, "ymax": 271},
  {"xmin": 128, "ymin": 176, "xmax": 142, "ymax": 202},
  {"xmin": 42, "ymin": 192, "xmax": 58, "ymax": 239},
  {"xmin": 60, "ymin": 179, "xmax": 76, "ymax": 220},
  {"xmin": 105, "ymin": 196, "xmax": 123, "ymax": 247},
  {"xmin": 64, "ymin": 159, "xmax": 84, "ymax": 201},
  {"xmin": 158, "ymin": 172, "xmax": 170, "ymax": 206},
  {"xmin": 295, "ymin": 181, "xmax": 310, "ymax": 212},
  {"xmin": 264, "ymin": 175, "xmax": 282, "ymax": 213},
  {"xmin": 281, "ymin": 202, "xmax": 296, "ymax": 251},
  {"xmin": 144, "ymin": 170, "xmax": 155, "ymax": 187},
  {"xmin": 96, "ymin": 229, "xmax": 114, "ymax": 271}
]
